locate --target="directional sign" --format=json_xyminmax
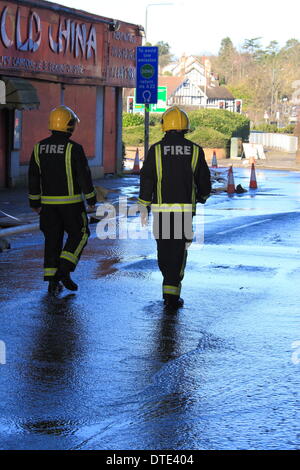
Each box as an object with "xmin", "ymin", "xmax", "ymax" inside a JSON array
[
  {"xmin": 150, "ymin": 86, "xmax": 167, "ymax": 113},
  {"xmin": 136, "ymin": 46, "xmax": 158, "ymax": 104},
  {"xmin": 132, "ymin": 87, "xmax": 167, "ymax": 113}
]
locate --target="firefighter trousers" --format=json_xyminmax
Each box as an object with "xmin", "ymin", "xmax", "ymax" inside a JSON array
[
  {"xmin": 39, "ymin": 203, "xmax": 90, "ymax": 281},
  {"xmin": 154, "ymin": 212, "xmax": 193, "ymax": 300}
]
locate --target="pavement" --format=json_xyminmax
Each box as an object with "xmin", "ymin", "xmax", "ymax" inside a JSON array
[
  {"xmin": 1, "ymin": 167, "xmax": 299, "ymax": 450},
  {"xmin": 218, "ymin": 150, "xmax": 300, "ymax": 172},
  {"xmin": 125, "ymin": 146, "xmax": 300, "ymax": 171},
  {"xmin": 0, "ymin": 149, "xmax": 299, "ymax": 241},
  {"xmin": 0, "ymin": 175, "xmax": 139, "ymax": 240}
]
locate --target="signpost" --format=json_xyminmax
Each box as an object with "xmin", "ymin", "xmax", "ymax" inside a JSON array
[
  {"xmin": 130, "ymin": 87, "xmax": 167, "ymax": 113},
  {"xmin": 136, "ymin": 46, "xmax": 158, "ymax": 158}
]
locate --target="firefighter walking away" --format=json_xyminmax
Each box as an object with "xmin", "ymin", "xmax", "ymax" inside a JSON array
[
  {"xmin": 28, "ymin": 105, "xmax": 97, "ymax": 295},
  {"xmin": 138, "ymin": 106, "xmax": 211, "ymax": 310}
]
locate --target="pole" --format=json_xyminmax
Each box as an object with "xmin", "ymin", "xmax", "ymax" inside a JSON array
[
  {"xmin": 144, "ymin": 104, "xmax": 150, "ymax": 160},
  {"xmin": 144, "ymin": 7, "xmax": 148, "ymax": 44}
]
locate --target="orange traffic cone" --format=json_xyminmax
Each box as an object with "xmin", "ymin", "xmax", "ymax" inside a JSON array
[
  {"xmin": 227, "ymin": 166, "xmax": 235, "ymax": 194},
  {"xmin": 249, "ymin": 163, "xmax": 258, "ymax": 189},
  {"xmin": 211, "ymin": 151, "xmax": 218, "ymax": 168},
  {"xmin": 132, "ymin": 148, "xmax": 140, "ymax": 174}
]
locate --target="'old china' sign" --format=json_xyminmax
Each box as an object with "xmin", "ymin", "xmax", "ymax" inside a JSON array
[
  {"xmin": 0, "ymin": 1, "xmax": 104, "ymax": 81},
  {"xmin": 0, "ymin": 5, "xmax": 97, "ymax": 60},
  {"xmin": 0, "ymin": 1, "xmax": 140, "ymax": 87}
]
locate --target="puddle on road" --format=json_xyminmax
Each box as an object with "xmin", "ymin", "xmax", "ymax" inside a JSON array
[
  {"xmin": 287, "ymin": 267, "xmax": 300, "ymax": 278},
  {"xmin": 210, "ymin": 264, "xmax": 277, "ymax": 274}
]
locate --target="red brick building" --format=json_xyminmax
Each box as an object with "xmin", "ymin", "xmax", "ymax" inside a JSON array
[{"xmin": 0, "ymin": 0, "xmax": 142, "ymax": 187}]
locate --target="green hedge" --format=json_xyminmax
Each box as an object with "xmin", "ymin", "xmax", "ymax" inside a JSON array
[
  {"xmin": 123, "ymin": 125, "xmax": 164, "ymax": 146},
  {"xmin": 189, "ymin": 108, "xmax": 250, "ymax": 141},
  {"xmin": 123, "ymin": 112, "xmax": 163, "ymax": 127},
  {"xmin": 188, "ymin": 127, "xmax": 229, "ymax": 148},
  {"xmin": 252, "ymin": 123, "xmax": 295, "ymax": 134},
  {"xmin": 149, "ymin": 113, "xmax": 163, "ymax": 126},
  {"xmin": 123, "ymin": 124, "xmax": 228, "ymax": 149},
  {"xmin": 123, "ymin": 113, "xmax": 144, "ymax": 127},
  {"xmin": 122, "ymin": 109, "xmax": 250, "ymax": 148}
]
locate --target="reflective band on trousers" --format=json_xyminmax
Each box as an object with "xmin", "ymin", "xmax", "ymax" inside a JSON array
[
  {"xmin": 74, "ymin": 212, "xmax": 88, "ymax": 259},
  {"xmin": 60, "ymin": 212, "xmax": 88, "ymax": 266},
  {"xmin": 41, "ymin": 194, "xmax": 83, "ymax": 204},
  {"xmin": 60, "ymin": 250, "xmax": 78, "ymax": 265},
  {"xmin": 163, "ymin": 284, "xmax": 181, "ymax": 296},
  {"xmin": 44, "ymin": 267, "xmax": 57, "ymax": 277}
]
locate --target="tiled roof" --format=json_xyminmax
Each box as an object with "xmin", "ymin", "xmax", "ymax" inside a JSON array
[
  {"xmin": 158, "ymin": 76, "xmax": 185, "ymax": 98},
  {"xmin": 201, "ymin": 86, "xmax": 234, "ymax": 99}
]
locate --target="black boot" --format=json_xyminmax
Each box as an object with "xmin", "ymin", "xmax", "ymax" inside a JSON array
[
  {"xmin": 164, "ymin": 296, "xmax": 184, "ymax": 310},
  {"xmin": 48, "ymin": 280, "xmax": 63, "ymax": 295},
  {"xmin": 56, "ymin": 271, "xmax": 78, "ymax": 291}
]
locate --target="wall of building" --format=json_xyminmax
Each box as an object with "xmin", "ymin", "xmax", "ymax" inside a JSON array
[
  {"xmin": 0, "ymin": 110, "xmax": 6, "ymax": 187},
  {"xmin": 64, "ymin": 84, "xmax": 97, "ymax": 158},
  {"xmin": 0, "ymin": 0, "xmax": 141, "ymax": 187},
  {"xmin": 103, "ymin": 87, "xmax": 117, "ymax": 174},
  {"xmin": 21, "ymin": 81, "xmax": 60, "ymax": 164},
  {"xmin": 20, "ymin": 82, "xmax": 97, "ymax": 165}
]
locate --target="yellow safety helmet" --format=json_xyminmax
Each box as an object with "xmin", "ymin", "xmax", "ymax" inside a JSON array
[
  {"xmin": 49, "ymin": 105, "xmax": 80, "ymax": 133},
  {"xmin": 161, "ymin": 106, "xmax": 190, "ymax": 132}
]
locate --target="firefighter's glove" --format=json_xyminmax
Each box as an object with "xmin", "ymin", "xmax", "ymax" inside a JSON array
[{"xmin": 139, "ymin": 204, "xmax": 149, "ymax": 227}]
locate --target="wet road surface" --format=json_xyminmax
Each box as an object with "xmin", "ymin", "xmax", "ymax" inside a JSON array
[{"xmin": 0, "ymin": 168, "xmax": 299, "ymax": 450}]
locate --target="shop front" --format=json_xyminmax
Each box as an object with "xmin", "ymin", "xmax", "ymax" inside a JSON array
[{"xmin": 0, "ymin": 0, "xmax": 142, "ymax": 187}]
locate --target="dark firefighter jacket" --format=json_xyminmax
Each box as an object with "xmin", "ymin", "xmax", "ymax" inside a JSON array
[
  {"xmin": 138, "ymin": 132, "xmax": 211, "ymax": 213},
  {"xmin": 28, "ymin": 131, "xmax": 96, "ymax": 208}
]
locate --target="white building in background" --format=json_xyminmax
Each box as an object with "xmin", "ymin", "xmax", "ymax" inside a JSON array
[
  {"xmin": 160, "ymin": 54, "xmax": 234, "ymax": 110},
  {"xmin": 159, "ymin": 76, "xmax": 205, "ymax": 106},
  {"xmin": 159, "ymin": 75, "xmax": 235, "ymax": 110},
  {"xmin": 123, "ymin": 54, "xmax": 238, "ymax": 113}
]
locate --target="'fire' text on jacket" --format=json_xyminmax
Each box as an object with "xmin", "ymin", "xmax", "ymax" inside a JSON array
[{"xmin": 163, "ymin": 145, "xmax": 192, "ymax": 156}]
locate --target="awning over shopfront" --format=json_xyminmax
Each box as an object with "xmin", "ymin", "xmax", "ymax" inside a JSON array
[{"xmin": 0, "ymin": 76, "xmax": 40, "ymax": 110}]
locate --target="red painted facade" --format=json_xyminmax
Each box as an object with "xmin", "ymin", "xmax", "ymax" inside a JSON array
[
  {"xmin": 0, "ymin": 0, "xmax": 142, "ymax": 187},
  {"xmin": 20, "ymin": 81, "xmax": 60, "ymax": 164},
  {"xmin": 0, "ymin": 108, "xmax": 6, "ymax": 186},
  {"xmin": 103, "ymin": 87, "xmax": 117, "ymax": 174}
]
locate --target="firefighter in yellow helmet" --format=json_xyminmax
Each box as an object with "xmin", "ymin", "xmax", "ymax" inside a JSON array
[
  {"xmin": 28, "ymin": 105, "xmax": 97, "ymax": 294},
  {"xmin": 138, "ymin": 106, "xmax": 211, "ymax": 309}
]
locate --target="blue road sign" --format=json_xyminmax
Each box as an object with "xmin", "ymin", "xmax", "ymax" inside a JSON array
[{"xmin": 136, "ymin": 46, "xmax": 158, "ymax": 104}]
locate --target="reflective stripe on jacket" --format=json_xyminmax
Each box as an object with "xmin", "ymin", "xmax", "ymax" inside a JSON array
[
  {"xmin": 138, "ymin": 132, "xmax": 211, "ymax": 213},
  {"xmin": 28, "ymin": 132, "xmax": 96, "ymax": 207}
]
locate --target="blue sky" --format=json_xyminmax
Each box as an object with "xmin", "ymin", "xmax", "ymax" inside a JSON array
[{"xmin": 49, "ymin": 0, "xmax": 300, "ymax": 58}]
